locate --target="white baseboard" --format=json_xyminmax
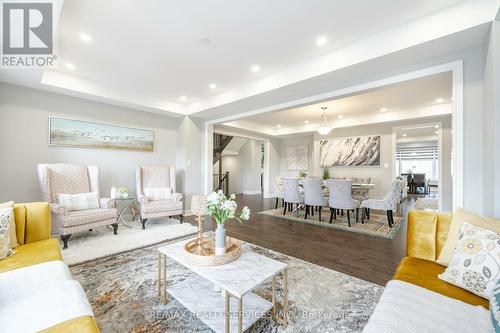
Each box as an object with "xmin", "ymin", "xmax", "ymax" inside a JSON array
[
  {"xmin": 263, "ymin": 192, "xmax": 276, "ymax": 198},
  {"xmin": 242, "ymin": 190, "xmax": 261, "ymax": 195}
]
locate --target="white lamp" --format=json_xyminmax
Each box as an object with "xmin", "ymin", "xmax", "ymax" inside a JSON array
[{"xmin": 317, "ymin": 107, "xmax": 332, "ymax": 135}]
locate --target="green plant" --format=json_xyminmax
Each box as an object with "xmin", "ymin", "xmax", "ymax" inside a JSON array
[
  {"xmin": 298, "ymin": 171, "xmax": 307, "ymax": 178},
  {"xmin": 322, "ymin": 168, "xmax": 331, "ymax": 180}
]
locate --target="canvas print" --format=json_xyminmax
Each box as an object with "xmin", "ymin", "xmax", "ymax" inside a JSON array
[
  {"xmin": 320, "ymin": 136, "xmax": 380, "ymax": 167},
  {"xmin": 286, "ymin": 144, "xmax": 308, "ymax": 170},
  {"xmin": 49, "ymin": 117, "xmax": 154, "ymax": 152}
]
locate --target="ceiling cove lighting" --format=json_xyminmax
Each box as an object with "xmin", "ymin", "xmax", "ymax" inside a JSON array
[
  {"xmin": 79, "ymin": 33, "xmax": 92, "ymax": 43},
  {"xmin": 65, "ymin": 63, "xmax": 76, "ymax": 70},
  {"xmin": 316, "ymin": 35, "xmax": 328, "ymax": 46},
  {"xmin": 317, "ymin": 107, "xmax": 332, "ymax": 135}
]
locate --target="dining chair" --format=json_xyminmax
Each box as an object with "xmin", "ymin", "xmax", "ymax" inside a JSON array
[
  {"xmin": 327, "ymin": 180, "xmax": 360, "ymax": 227},
  {"xmin": 412, "ymin": 173, "xmax": 426, "ymax": 194},
  {"xmin": 302, "ymin": 178, "xmax": 327, "ymax": 221},
  {"xmin": 361, "ymin": 180, "xmax": 403, "ymax": 228},
  {"xmin": 282, "ymin": 178, "xmax": 304, "ymax": 216},
  {"xmin": 273, "ymin": 176, "xmax": 284, "ymax": 209},
  {"xmin": 351, "ymin": 177, "xmax": 371, "ymax": 201}
]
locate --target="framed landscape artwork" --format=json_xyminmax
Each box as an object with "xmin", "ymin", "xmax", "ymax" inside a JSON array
[
  {"xmin": 286, "ymin": 144, "xmax": 309, "ymax": 171},
  {"xmin": 49, "ymin": 117, "xmax": 154, "ymax": 152},
  {"xmin": 320, "ymin": 136, "xmax": 380, "ymax": 167}
]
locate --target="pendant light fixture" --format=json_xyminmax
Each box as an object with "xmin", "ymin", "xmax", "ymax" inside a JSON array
[{"xmin": 317, "ymin": 106, "xmax": 332, "ymax": 135}]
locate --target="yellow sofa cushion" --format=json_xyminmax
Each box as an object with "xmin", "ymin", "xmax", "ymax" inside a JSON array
[
  {"xmin": 437, "ymin": 208, "xmax": 500, "ymax": 266},
  {"xmin": 39, "ymin": 316, "xmax": 100, "ymax": 333},
  {"xmin": 394, "ymin": 256, "xmax": 488, "ymax": 309},
  {"xmin": 0, "ymin": 238, "xmax": 62, "ymax": 273}
]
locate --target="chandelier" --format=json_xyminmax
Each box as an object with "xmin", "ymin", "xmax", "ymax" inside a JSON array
[{"xmin": 317, "ymin": 106, "xmax": 332, "ymax": 135}]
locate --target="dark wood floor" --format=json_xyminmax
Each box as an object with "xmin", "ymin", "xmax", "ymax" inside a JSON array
[{"xmin": 186, "ymin": 194, "xmax": 427, "ymax": 286}]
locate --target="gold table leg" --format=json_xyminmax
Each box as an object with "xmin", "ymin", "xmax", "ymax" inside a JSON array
[{"xmin": 225, "ymin": 290, "xmax": 230, "ymax": 333}]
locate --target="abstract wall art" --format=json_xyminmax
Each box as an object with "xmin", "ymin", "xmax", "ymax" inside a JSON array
[
  {"xmin": 320, "ymin": 136, "xmax": 380, "ymax": 167},
  {"xmin": 49, "ymin": 117, "xmax": 154, "ymax": 152},
  {"xmin": 286, "ymin": 144, "xmax": 309, "ymax": 171}
]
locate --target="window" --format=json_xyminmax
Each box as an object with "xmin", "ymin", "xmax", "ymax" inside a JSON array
[{"xmin": 396, "ymin": 145, "xmax": 438, "ymax": 179}]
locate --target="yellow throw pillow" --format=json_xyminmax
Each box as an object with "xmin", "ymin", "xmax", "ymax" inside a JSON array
[
  {"xmin": 0, "ymin": 201, "xmax": 18, "ymax": 249},
  {"xmin": 437, "ymin": 207, "xmax": 500, "ymax": 266}
]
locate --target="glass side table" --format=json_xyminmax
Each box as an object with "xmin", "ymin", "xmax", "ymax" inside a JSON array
[{"xmin": 112, "ymin": 197, "xmax": 138, "ymax": 228}]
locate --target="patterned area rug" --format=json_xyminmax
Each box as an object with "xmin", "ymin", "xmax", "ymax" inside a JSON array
[
  {"xmin": 61, "ymin": 218, "xmax": 197, "ymax": 266},
  {"xmin": 259, "ymin": 208, "xmax": 403, "ymax": 239},
  {"xmin": 70, "ymin": 239, "xmax": 383, "ymax": 333},
  {"xmin": 414, "ymin": 198, "xmax": 438, "ymax": 210}
]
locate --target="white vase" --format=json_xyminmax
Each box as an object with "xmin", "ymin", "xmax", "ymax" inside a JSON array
[{"xmin": 215, "ymin": 223, "xmax": 226, "ymax": 255}]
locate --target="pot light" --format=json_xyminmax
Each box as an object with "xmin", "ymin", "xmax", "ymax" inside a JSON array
[
  {"xmin": 65, "ymin": 63, "xmax": 76, "ymax": 70},
  {"xmin": 380, "ymin": 107, "xmax": 387, "ymax": 112},
  {"xmin": 316, "ymin": 35, "xmax": 328, "ymax": 46},
  {"xmin": 435, "ymin": 98, "xmax": 444, "ymax": 103},
  {"xmin": 337, "ymin": 115, "xmax": 343, "ymax": 119},
  {"xmin": 435, "ymin": 131, "xmax": 439, "ymax": 134},
  {"xmin": 304, "ymin": 120, "xmax": 309, "ymax": 124},
  {"xmin": 79, "ymin": 33, "xmax": 92, "ymax": 43},
  {"xmin": 251, "ymin": 65, "xmax": 260, "ymax": 73},
  {"xmin": 276, "ymin": 124, "xmax": 282, "ymax": 128},
  {"xmin": 434, "ymin": 125, "xmax": 439, "ymax": 129},
  {"xmin": 402, "ymin": 134, "xmax": 407, "ymax": 137},
  {"xmin": 179, "ymin": 95, "xmax": 187, "ymax": 101},
  {"xmin": 209, "ymin": 83, "xmax": 217, "ymax": 90}
]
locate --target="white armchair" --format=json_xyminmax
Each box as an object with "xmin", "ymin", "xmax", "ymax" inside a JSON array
[
  {"xmin": 37, "ymin": 163, "xmax": 118, "ymax": 249},
  {"xmin": 136, "ymin": 166, "xmax": 183, "ymax": 229}
]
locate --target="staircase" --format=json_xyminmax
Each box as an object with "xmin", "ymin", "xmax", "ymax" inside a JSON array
[{"xmin": 213, "ymin": 133, "xmax": 233, "ymax": 194}]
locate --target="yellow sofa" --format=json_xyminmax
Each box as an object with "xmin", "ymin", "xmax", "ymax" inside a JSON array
[
  {"xmin": 0, "ymin": 202, "xmax": 99, "ymax": 333},
  {"xmin": 393, "ymin": 210, "xmax": 488, "ymax": 309}
]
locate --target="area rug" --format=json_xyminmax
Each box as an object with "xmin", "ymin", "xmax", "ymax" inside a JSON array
[
  {"xmin": 70, "ymin": 239, "xmax": 383, "ymax": 333},
  {"xmin": 414, "ymin": 198, "xmax": 438, "ymax": 210},
  {"xmin": 259, "ymin": 208, "xmax": 403, "ymax": 239},
  {"xmin": 61, "ymin": 218, "xmax": 197, "ymax": 266}
]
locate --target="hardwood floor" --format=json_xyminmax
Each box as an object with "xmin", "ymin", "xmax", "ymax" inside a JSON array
[{"xmin": 185, "ymin": 194, "xmax": 425, "ymax": 286}]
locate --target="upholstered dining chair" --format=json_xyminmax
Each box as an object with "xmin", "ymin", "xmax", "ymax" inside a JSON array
[
  {"xmin": 136, "ymin": 166, "xmax": 183, "ymax": 229},
  {"xmin": 361, "ymin": 179, "xmax": 403, "ymax": 228},
  {"xmin": 327, "ymin": 180, "xmax": 360, "ymax": 227},
  {"xmin": 37, "ymin": 163, "xmax": 118, "ymax": 249},
  {"xmin": 302, "ymin": 178, "xmax": 327, "ymax": 221},
  {"xmin": 273, "ymin": 176, "xmax": 284, "ymax": 209},
  {"xmin": 282, "ymin": 178, "xmax": 304, "ymax": 216},
  {"xmin": 351, "ymin": 177, "xmax": 372, "ymax": 201}
]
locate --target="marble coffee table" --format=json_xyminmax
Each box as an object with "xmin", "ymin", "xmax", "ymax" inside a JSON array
[{"xmin": 157, "ymin": 237, "xmax": 289, "ymax": 333}]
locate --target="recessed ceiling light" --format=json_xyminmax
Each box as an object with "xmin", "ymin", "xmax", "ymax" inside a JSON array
[
  {"xmin": 251, "ymin": 65, "xmax": 260, "ymax": 73},
  {"xmin": 316, "ymin": 35, "xmax": 328, "ymax": 46},
  {"xmin": 337, "ymin": 115, "xmax": 343, "ymax": 119},
  {"xmin": 79, "ymin": 33, "xmax": 92, "ymax": 43},
  {"xmin": 304, "ymin": 120, "xmax": 309, "ymax": 124},
  {"xmin": 276, "ymin": 124, "xmax": 282, "ymax": 128},
  {"xmin": 434, "ymin": 125, "xmax": 439, "ymax": 129},
  {"xmin": 435, "ymin": 131, "xmax": 439, "ymax": 134},
  {"xmin": 65, "ymin": 63, "xmax": 76, "ymax": 70},
  {"xmin": 435, "ymin": 98, "xmax": 444, "ymax": 103},
  {"xmin": 380, "ymin": 107, "xmax": 388, "ymax": 112},
  {"xmin": 402, "ymin": 134, "xmax": 407, "ymax": 137},
  {"xmin": 179, "ymin": 95, "xmax": 187, "ymax": 101},
  {"xmin": 209, "ymin": 83, "xmax": 217, "ymax": 90}
]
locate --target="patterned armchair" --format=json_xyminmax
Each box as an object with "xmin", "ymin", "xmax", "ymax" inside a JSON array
[
  {"xmin": 37, "ymin": 163, "xmax": 117, "ymax": 249},
  {"xmin": 136, "ymin": 166, "xmax": 183, "ymax": 229},
  {"xmin": 361, "ymin": 180, "xmax": 403, "ymax": 228}
]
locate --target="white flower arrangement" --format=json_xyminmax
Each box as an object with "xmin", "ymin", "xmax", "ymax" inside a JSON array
[{"xmin": 207, "ymin": 190, "xmax": 250, "ymax": 225}]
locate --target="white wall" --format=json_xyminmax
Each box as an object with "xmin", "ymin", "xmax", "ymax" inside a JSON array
[
  {"xmin": 213, "ymin": 156, "xmax": 244, "ymax": 195},
  {"xmin": 0, "ymin": 83, "xmax": 180, "ymax": 203},
  {"xmin": 241, "ymin": 139, "xmax": 262, "ymax": 194},
  {"xmin": 482, "ymin": 20, "xmax": 500, "ymax": 218}
]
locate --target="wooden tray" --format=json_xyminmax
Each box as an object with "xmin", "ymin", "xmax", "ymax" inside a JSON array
[{"xmin": 184, "ymin": 236, "xmax": 241, "ymax": 266}]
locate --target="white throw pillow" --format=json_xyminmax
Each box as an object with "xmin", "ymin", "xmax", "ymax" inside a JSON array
[
  {"xmin": 0, "ymin": 207, "xmax": 14, "ymax": 259},
  {"xmin": 57, "ymin": 192, "xmax": 100, "ymax": 211},
  {"xmin": 144, "ymin": 187, "xmax": 172, "ymax": 201},
  {"xmin": 438, "ymin": 222, "xmax": 500, "ymax": 299},
  {"xmin": 0, "ymin": 201, "xmax": 17, "ymax": 249}
]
